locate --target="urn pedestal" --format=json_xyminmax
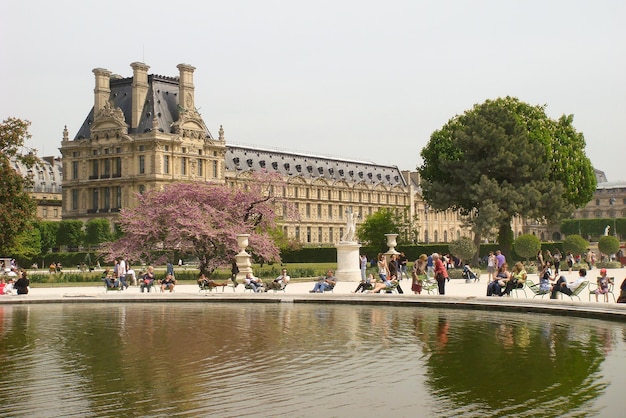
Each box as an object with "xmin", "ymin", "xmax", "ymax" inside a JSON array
[
  {"xmin": 335, "ymin": 241, "xmax": 362, "ymax": 282},
  {"xmin": 235, "ymin": 234, "xmax": 252, "ymax": 281}
]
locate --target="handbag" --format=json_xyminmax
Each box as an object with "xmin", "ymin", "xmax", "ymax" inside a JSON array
[{"xmin": 435, "ymin": 272, "xmax": 445, "ymax": 281}]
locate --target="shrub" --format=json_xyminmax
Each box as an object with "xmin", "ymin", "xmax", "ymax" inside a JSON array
[{"xmin": 513, "ymin": 234, "xmax": 541, "ymax": 263}]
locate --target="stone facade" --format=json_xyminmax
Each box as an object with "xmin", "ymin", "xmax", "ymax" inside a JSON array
[
  {"xmin": 10, "ymin": 155, "xmax": 63, "ymax": 221},
  {"xmin": 59, "ymin": 62, "xmax": 546, "ymax": 245}
]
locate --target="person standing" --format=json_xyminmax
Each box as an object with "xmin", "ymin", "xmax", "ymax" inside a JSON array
[
  {"xmin": 412, "ymin": 254, "xmax": 428, "ymax": 294},
  {"xmin": 166, "ymin": 261, "xmax": 175, "ymax": 278},
  {"xmin": 399, "ymin": 252, "xmax": 408, "ymax": 280},
  {"xmin": 553, "ymin": 249, "xmax": 562, "ymax": 274},
  {"xmin": 495, "ymin": 250, "xmax": 506, "ymax": 269},
  {"xmin": 360, "ymin": 254, "xmax": 368, "ymax": 281},
  {"xmin": 426, "ymin": 254, "xmax": 434, "ymax": 281},
  {"xmin": 432, "ymin": 253, "xmax": 448, "ymax": 295},
  {"xmin": 230, "ymin": 259, "xmax": 239, "ymax": 286},
  {"xmin": 487, "ymin": 251, "xmax": 496, "ymax": 283},
  {"xmin": 566, "ymin": 251, "xmax": 575, "ymax": 273},
  {"xmin": 118, "ymin": 257, "xmax": 128, "ymax": 290},
  {"xmin": 387, "ymin": 254, "xmax": 404, "ymax": 293}
]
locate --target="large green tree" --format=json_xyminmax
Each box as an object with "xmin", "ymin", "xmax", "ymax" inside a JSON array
[
  {"xmin": 419, "ymin": 97, "xmax": 595, "ymax": 258},
  {"xmin": 0, "ymin": 118, "xmax": 38, "ymax": 254},
  {"xmin": 356, "ymin": 208, "xmax": 402, "ymax": 253},
  {"xmin": 84, "ymin": 218, "xmax": 112, "ymax": 249},
  {"xmin": 35, "ymin": 220, "xmax": 60, "ymax": 253},
  {"xmin": 56, "ymin": 220, "xmax": 85, "ymax": 250}
]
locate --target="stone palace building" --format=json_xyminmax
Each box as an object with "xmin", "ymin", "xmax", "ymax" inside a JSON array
[{"xmin": 62, "ymin": 62, "xmax": 595, "ymax": 245}]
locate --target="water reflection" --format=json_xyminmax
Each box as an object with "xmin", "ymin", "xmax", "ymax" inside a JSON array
[{"xmin": 0, "ymin": 303, "xmax": 624, "ymax": 417}]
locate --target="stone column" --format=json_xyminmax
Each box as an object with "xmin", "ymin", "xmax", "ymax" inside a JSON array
[{"xmin": 235, "ymin": 234, "xmax": 252, "ymax": 281}]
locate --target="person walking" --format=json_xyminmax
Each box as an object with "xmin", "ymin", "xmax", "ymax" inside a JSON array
[{"xmin": 432, "ymin": 253, "xmax": 448, "ymax": 295}]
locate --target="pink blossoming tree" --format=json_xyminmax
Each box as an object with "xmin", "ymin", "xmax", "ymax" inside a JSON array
[{"xmin": 103, "ymin": 172, "xmax": 290, "ymax": 274}]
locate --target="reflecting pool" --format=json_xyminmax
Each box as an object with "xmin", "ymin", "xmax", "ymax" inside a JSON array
[{"xmin": 1, "ymin": 303, "xmax": 625, "ymax": 417}]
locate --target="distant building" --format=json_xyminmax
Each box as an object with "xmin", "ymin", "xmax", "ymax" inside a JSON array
[{"xmin": 10, "ymin": 155, "xmax": 63, "ymax": 221}]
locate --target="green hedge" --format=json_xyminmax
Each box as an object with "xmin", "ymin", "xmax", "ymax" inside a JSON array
[{"xmin": 16, "ymin": 252, "xmax": 104, "ymax": 271}]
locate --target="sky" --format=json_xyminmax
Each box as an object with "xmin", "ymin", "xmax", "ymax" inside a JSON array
[{"xmin": 1, "ymin": 0, "xmax": 625, "ymax": 181}]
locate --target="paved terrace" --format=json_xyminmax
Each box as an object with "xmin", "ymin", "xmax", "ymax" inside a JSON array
[{"xmin": 2, "ymin": 268, "xmax": 626, "ymax": 321}]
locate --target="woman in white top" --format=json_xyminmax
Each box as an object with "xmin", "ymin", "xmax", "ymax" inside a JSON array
[{"xmin": 487, "ymin": 251, "xmax": 496, "ymax": 282}]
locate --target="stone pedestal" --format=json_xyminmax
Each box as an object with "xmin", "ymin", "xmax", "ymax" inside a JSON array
[
  {"xmin": 335, "ymin": 241, "xmax": 362, "ymax": 282},
  {"xmin": 235, "ymin": 234, "xmax": 252, "ymax": 281}
]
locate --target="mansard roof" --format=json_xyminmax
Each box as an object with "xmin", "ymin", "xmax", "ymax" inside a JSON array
[
  {"xmin": 225, "ymin": 144, "xmax": 407, "ymax": 188},
  {"xmin": 74, "ymin": 75, "xmax": 213, "ymax": 140},
  {"xmin": 10, "ymin": 155, "xmax": 62, "ymax": 194}
]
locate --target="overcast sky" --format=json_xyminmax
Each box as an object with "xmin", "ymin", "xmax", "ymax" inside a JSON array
[{"xmin": 1, "ymin": 0, "xmax": 625, "ymax": 181}]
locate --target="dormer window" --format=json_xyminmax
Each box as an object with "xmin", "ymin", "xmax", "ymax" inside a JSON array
[
  {"xmin": 307, "ymin": 165, "xmax": 313, "ymax": 173},
  {"xmin": 259, "ymin": 160, "xmax": 266, "ymax": 168},
  {"xmin": 233, "ymin": 157, "xmax": 240, "ymax": 165},
  {"xmin": 246, "ymin": 159, "xmax": 253, "ymax": 167},
  {"xmin": 284, "ymin": 163, "xmax": 290, "ymax": 171},
  {"xmin": 377, "ymin": 174, "xmax": 382, "ymax": 180},
  {"xmin": 338, "ymin": 169, "xmax": 344, "ymax": 176},
  {"xmin": 295, "ymin": 164, "xmax": 302, "ymax": 172},
  {"xmin": 272, "ymin": 162, "xmax": 278, "ymax": 170},
  {"xmin": 329, "ymin": 168, "xmax": 334, "ymax": 175},
  {"xmin": 318, "ymin": 167, "xmax": 324, "ymax": 175}
]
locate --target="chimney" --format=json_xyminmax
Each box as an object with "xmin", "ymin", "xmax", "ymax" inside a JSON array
[
  {"xmin": 177, "ymin": 63, "xmax": 196, "ymax": 111},
  {"xmin": 130, "ymin": 62, "xmax": 150, "ymax": 129},
  {"xmin": 93, "ymin": 68, "xmax": 112, "ymax": 113}
]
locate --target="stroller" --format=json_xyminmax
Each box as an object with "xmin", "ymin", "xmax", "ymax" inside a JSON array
[{"xmin": 462, "ymin": 264, "xmax": 479, "ymax": 283}]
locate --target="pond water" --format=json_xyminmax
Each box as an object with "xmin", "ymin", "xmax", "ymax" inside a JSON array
[{"xmin": 1, "ymin": 302, "xmax": 625, "ymax": 417}]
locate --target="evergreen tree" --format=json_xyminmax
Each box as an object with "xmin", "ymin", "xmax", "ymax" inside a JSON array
[{"xmin": 419, "ymin": 97, "xmax": 595, "ymax": 258}]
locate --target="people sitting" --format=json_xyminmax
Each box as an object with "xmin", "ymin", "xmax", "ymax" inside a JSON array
[
  {"xmin": 243, "ymin": 272, "xmax": 266, "ymax": 292},
  {"xmin": 593, "ymin": 268, "xmax": 612, "ymax": 302},
  {"xmin": 487, "ymin": 263, "xmax": 510, "ymax": 296},
  {"xmin": 352, "ymin": 273, "xmax": 374, "ymax": 293},
  {"xmin": 14, "ymin": 269, "xmax": 30, "ymax": 295},
  {"xmin": 126, "ymin": 266, "xmax": 137, "ymax": 286},
  {"xmin": 538, "ymin": 262, "xmax": 553, "ymax": 292},
  {"xmin": 4, "ymin": 278, "xmax": 14, "ymax": 295},
  {"xmin": 551, "ymin": 268, "xmax": 587, "ymax": 299},
  {"xmin": 266, "ymin": 269, "xmax": 290, "ymax": 291},
  {"xmin": 160, "ymin": 273, "xmax": 177, "ymax": 292},
  {"xmin": 0, "ymin": 278, "xmax": 6, "ymax": 295},
  {"xmin": 140, "ymin": 266, "xmax": 156, "ymax": 293},
  {"xmin": 197, "ymin": 273, "xmax": 230, "ymax": 290},
  {"xmin": 369, "ymin": 274, "xmax": 398, "ymax": 294},
  {"xmin": 310, "ymin": 270, "xmax": 336, "ymax": 293},
  {"xmin": 103, "ymin": 268, "xmax": 121, "ymax": 289},
  {"xmin": 502, "ymin": 262, "xmax": 527, "ymax": 296}
]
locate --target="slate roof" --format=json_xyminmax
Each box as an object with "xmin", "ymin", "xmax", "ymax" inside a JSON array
[
  {"xmin": 10, "ymin": 156, "xmax": 62, "ymax": 194},
  {"xmin": 225, "ymin": 144, "xmax": 407, "ymax": 188},
  {"xmin": 74, "ymin": 75, "xmax": 213, "ymax": 140}
]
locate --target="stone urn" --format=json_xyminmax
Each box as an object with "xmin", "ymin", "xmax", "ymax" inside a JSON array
[
  {"xmin": 237, "ymin": 234, "xmax": 250, "ymax": 255},
  {"xmin": 235, "ymin": 234, "xmax": 252, "ymax": 280}
]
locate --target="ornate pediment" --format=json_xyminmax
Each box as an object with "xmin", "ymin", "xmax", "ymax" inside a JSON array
[
  {"xmin": 91, "ymin": 100, "xmax": 129, "ymax": 138},
  {"xmin": 170, "ymin": 106, "xmax": 211, "ymax": 141}
]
